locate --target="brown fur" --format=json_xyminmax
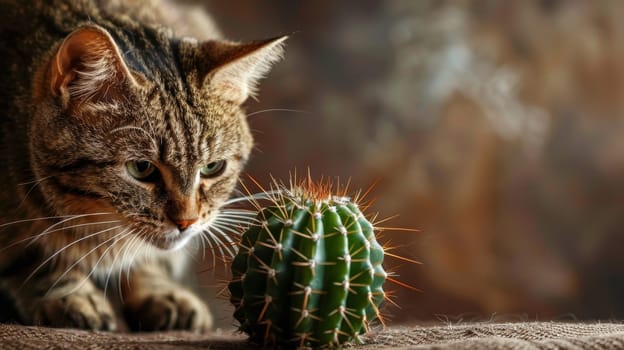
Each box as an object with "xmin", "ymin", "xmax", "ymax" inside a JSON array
[{"xmin": 0, "ymin": 0, "xmax": 285, "ymax": 331}]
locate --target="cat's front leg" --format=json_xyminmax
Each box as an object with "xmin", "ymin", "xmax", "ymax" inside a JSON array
[
  {"xmin": 122, "ymin": 262, "xmax": 212, "ymax": 332},
  {"xmin": 8, "ymin": 268, "xmax": 117, "ymax": 330}
]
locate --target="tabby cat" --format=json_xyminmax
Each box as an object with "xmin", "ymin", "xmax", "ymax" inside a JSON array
[{"xmin": 0, "ymin": 0, "xmax": 285, "ymax": 332}]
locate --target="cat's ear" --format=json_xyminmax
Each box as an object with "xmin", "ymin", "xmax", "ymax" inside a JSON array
[
  {"xmin": 49, "ymin": 25, "xmax": 138, "ymax": 107},
  {"xmin": 199, "ymin": 36, "xmax": 287, "ymax": 104}
]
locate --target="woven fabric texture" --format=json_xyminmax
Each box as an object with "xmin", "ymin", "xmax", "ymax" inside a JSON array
[{"xmin": 1, "ymin": 322, "xmax": 624, "ymax": 349}]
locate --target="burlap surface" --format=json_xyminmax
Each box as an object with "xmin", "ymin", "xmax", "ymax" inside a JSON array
[{"xmin": 1, "ymin": 322, "xmax": 624, "ymax": 349}]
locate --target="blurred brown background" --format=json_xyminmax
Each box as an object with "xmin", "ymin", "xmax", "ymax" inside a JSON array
[{"xmin": 196, "ymin": 0, "xmax": 624, "ymax": 327}]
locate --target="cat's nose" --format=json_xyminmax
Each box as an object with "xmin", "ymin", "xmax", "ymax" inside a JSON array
[{"xmin": 174, "ymin": 218, "xmax": 198, "ymax": 230}]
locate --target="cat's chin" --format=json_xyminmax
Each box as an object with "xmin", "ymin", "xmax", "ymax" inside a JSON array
[{"xmin": 150, "ymin": 227, "xmax": 197, "ymax": 251}]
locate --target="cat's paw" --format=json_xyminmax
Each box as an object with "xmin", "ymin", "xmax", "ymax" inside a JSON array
[
  {"xmin": 124, "ymin": 288, "xmax": 212, "ymax": 333},
  {"xmin": 32, "ymin": 291, "xmax": 117, "ymax": 331}
]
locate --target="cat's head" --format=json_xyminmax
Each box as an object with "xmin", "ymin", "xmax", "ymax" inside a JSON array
[{"xmin": 29, "ymin": 24, "xmax": 285, "ymax": 251}]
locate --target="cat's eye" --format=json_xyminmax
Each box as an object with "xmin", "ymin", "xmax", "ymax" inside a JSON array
[
  {"xmin": 200, "ymin": 160, "xmax": 226, "ymax": 178},
  {"xmin": 126, "ymin": 160, "xmax": 157, "ymax": 181}
]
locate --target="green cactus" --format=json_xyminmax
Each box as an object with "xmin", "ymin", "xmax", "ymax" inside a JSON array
[{"xmin": 228, "ymin": 178, "xmax": 387, "ymax": 349}]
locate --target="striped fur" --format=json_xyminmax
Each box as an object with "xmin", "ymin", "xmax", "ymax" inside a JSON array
[{"xmin": 0, "ymin": 0, "xmax": 285, "ymax": 331}]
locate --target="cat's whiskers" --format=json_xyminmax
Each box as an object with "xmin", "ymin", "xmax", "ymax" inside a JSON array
[
  {"xmin": 113, "ymin": 228, "xmax": 143, "ymax": 302},
  {"xmin": 197, "ymin": 208, "xmax": 251, "ymax": 229},
  {"xmin": 20, "ymin": 223, "xmax": 125, "ymax": 289},
  {"xmin": 230, "ymin": 188, "xmax": 247, "ymax": 198},
  {"xmin": 214, "ymin": 216, "xmax": 256, "ymax": 227},
  {"xmin": 199, "ymin": 230, "xmax": 217, "ymax": 271},
  {"xmin": 190, "ymin": 206, "xmax": 258, "ymax": 266},
  {"xmin": 220, "ymin": 208, "xmax": 257, "ymax": 215},
  {"xmin": 121, "ymin": 232, "xmax": 141, "ymax": 280},
  {"xmin": 17, "ymin": 175, "xmax": 53, "ymax": 208},
  {"xmin": 201, "ymin": 229, "xmax": 227, "ymax": 265},
  {"xmin": 0, "ymin": 212, "xmax": 112, "ymax": 230},
  {"xmin": 199, "ymin": 231, "xmax": 208, "ymax": 261},
  {"xmin": 16, "ymin": 177, "xmax": 50, "ymax": 187},
  {"xmin": 205, "ymin": 225, "xmax": 237, "ymax": 259},
  {"xmin": 26, "ymin": 219, "xmax": 121, "ymax": 247},
  {"xmin": 219, "ymin": 213, "xmax": 257, "ymax": 220},
  {"xmin": 211, "ymin": 223, "xmax": 242, "ymax": 261},
  {"xmin": 147, "ymin": 231, "xmax": 161, "ymax": 267},
  {"xmin": 223, "ymin": 191, "xmax": 280, "ymax": 206},
  {"xmin": 103, "ymin": 228, "xmax": 138, "ymax": 298},
  {"xmin": 71, "ymin": 227, "xmax": 136, "ymax": 297},
  {"xmin": 116, "ymin": 232, "xmax": 143, "ymax": 302},
  {"xmin": 47, "ymin": 226, "xmax": 133, "ymax": 297},
  {"xmin": 0, "ymin": 213, "xmax": 118, "ymax": 252},
  {"xmin": 124, "ymin": 227, "xmax": 150, "ymax": 287},
  {"xmin": 26, "ymin": 212, "xmax": 118, "ymax": 244},
  {"xmin": 196, "ymin": 188, "xmax": 305, "ymax": 264},
  {"xmin": 219, "ymin": 209, "xmax": 258, "ymax": 218},
  {"xmin": 217, "ymin": 208, "xmax": 259, "ymax": 223},
  {"xmin": 209, "ymin": 231, "xmax": 229, "ymax": 265},
  {"xmin": 211, "ymin": 221, "xmax": 243, "ymax": 237},
  {"xmin": 221, "ymin": 213, "xmax": 256, "ymax": 218},
  {"xmin": 215, "ymin": 225, "xmax": 238, "ymax": 255},
  {"xmin": 245, "ymin": 108, "xmax": 311, "ymax": 118}
]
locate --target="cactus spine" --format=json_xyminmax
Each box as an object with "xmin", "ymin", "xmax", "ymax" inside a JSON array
[{"xmin": 229, "ymin": 178, "xmax": 386, "ymax": 349}]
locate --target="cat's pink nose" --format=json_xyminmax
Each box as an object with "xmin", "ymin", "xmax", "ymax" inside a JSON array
[{"xmin": 174, "ymin": 218, "xmax": 198, "ymax": 230}]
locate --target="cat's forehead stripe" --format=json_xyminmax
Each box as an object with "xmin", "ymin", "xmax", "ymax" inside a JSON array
[{"xmin": 106, "ymin": 23, "xmax": 188, "ymax": 96}]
